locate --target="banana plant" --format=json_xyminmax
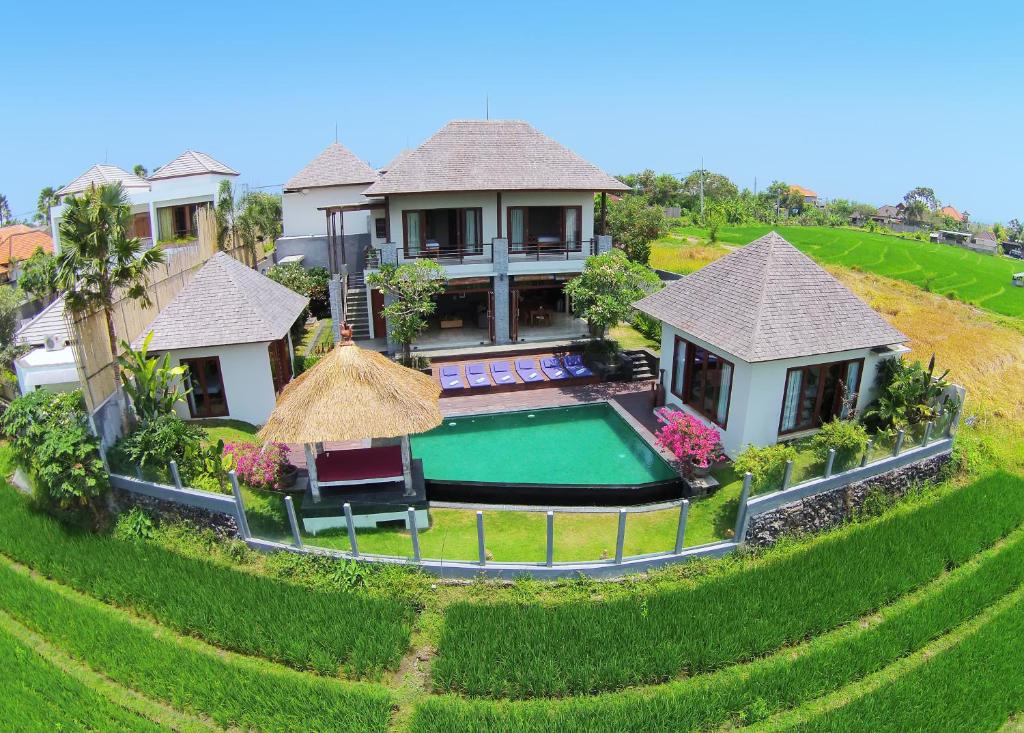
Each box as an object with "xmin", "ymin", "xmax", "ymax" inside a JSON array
[{"xmin": 117, "ymin": 331, "xmax": 190, "ymax": 422}]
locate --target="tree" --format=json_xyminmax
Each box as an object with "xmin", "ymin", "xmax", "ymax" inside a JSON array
[
  {"xmin": 18, "ymin": 248, "xmax": 58, "ymax": 301},
  {"xmin": 56, "ymin": 183, "xmax": 166, "ymax": 432},
  {"xmin": 993, "ymin": 222, "xmax": 1007, "ymax": 242},
  {"xmin": 133, "ymin": 164, "xmax": 148, "ymax": 178},
  {"xmin": 761, "ymin": 181, "xmax": 804, "ymax": 216},
  {"xmin": 35, "ymin": 186, "xmax": 60, "ymax": 227},
  {"xmin": 117, "ymin": 331, "xmax": 189, "ymax": 422},
  {"xmin": 678, "ymin": 170, "xmax": 738, "ymax": 213},
  {"xmin": 606, "ymin": 195, "xmax": 666, "ymax": 264},
  {"xmin": 1008, "ymin": 219, "xmax": 1023, "ymax": 242},
  {"xmin": 236, "ymin": 191, "xmax": 282, "ymax": 259},
  {"xmin": 366, "ymin": 260, "xmax": 447, "ymax": 365},
  {"xmin": 0, "ymin": 194, "xmax": 11, "ymax": 226},
  {"xmin": 267, "ymin": 263, "xmax": 331, "ymax": 317},
  {"xmin": 564, "ymin": 249, "xmax": 661, "ymax": 340},
  {"xmin": 215, "ymin": 179, "xmax": 236, "ymax": 249},
  {"xmin": 902, "ymin": 199, "xmax": 929, "ymax": 224},
  {"xmin": 903, "ymin": 187, "xmax": 938, "ymax": 212}
]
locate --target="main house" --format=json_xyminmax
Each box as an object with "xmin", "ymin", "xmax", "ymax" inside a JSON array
[
  {"xmin": 635, "ymin": 232, "xmax": 908, "ymax": 456},
  {"xmin": 50, "ymin": 151, "xmax": 238, "ymax": 253},
  {"xmin": 278, "ymin": 120, "xmax": 629, "ymax": 349}
]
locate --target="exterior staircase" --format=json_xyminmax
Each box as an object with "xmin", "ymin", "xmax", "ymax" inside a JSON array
[
  {"xmin": 622, "ymin": 349, "xmax": 657, "ymax": 382},
  {"xmin": 345, "ymin": 272, "xmax": 371, "ymax": 339}
]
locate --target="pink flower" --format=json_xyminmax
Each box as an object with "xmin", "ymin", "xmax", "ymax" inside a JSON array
[
  {"xmin": 654, "ymin": 408, "xmax": 725, "ymax": 469},
  {"xmin": 224, "ymin": 441, "xmax": 290, "ymax": 490}
]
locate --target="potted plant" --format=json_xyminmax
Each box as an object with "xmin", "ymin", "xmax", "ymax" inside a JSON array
[{"xmin": 654, "ymin": 408, "xmax": 726, "ymax": 478}]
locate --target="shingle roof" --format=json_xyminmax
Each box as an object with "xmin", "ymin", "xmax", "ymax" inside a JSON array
[
  {"xmin": 0, "ymin": 225, "xmax": 53, "ymax": 273},
  {"xmin": 285, "ymin": 143, "xmax": 378, "ymax": 190},
  {"xmin": 16, "ymin": 295, "xmax": 68, "ymax": 347},
  {"xmin": 939, "ymin": 205, "xmax": 964, "ymax": 222},
  {"xmin": 634, "ymin": 232, "xmax": 906, "ymax": 363},
  {"xmin": 57, "ymin": 164, "xmax": 150, "ymax": 197},
  {"xmin": 148, "ymin": 151, "xmax": 238, "ymax": 180},
  {"xmin": 133, "ymin": 252, "xmax": 308, "ymax": 351},
  {"xmin": 364, "ymin": 120, "xmax": 630, "ymax": 195}
]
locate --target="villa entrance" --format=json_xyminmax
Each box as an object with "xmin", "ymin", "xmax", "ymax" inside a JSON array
[{"xmin": 511, "ymin": 275, "xmax": 588, "ymax": 342}]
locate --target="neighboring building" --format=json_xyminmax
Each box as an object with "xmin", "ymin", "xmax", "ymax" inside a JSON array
[
  {"xmin": 279, "ymin": 119, "xmax": 630, "ymax": 350},
  {"xmin": 0, "ymin": 224, "xmax": 54, "ymax": 285},
  {"xmin": 789, "ymin": 184, "xmax": 818, "ymax": 205},
  {"xmin": 132, "ymin": 252, "xmax": 308, "ymax": 426},
  {"xmin": 634, "ymin": 232, "xmax": 907, "ymax": 456},
  {"xmin": 277, "ymin": 142, "xmax": 383, "ymax": 272},
  {"xmin": 939, "ymin": 205, "xmax": 966, "ymax": 223},
  {"xmin": 50, "ymin": 151, "xmax": 238, "ymax": 254},
  {"xmin": 930, "ymin": 229, "xmax": 998, "ymax": 254},
  {"xmin": 873, "ymin": 204, "xmax": 904, "ymax": 225},
  {"xmin": 13, "ymin": 296, "xmax": 78, "ymax": 395}
]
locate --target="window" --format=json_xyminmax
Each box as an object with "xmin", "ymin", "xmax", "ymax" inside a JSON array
[
  {"xmin": 374, "ymin": 218, "xmax": 387, "ymax": 239},
  {"xmin": 507, "ymin": 205, "xmax": 583, "ymax": 252},
  {"xmin": 670, "ymin": 336, "xmax": 733, "ymax": 428},
  {"xmin": 779, "ymin": 359, "xmax": 863, "ymax": 434},
  {"xmin": 402, "ymin": 208, "xmax": 483, "ymax": 256},
  {"xmin": 182, "ymin": 356, "xmax": 229, "ymax": 418}
]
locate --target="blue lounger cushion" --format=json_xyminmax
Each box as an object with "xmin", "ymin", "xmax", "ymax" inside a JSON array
[
  {"xmin": 540, "ymin": 357, "xmax": 568, "ymax": 380},
  {"xmin": 465, "ymin": 363, "xmax": 491, "ymax": 387},
  {"xmin": 515, "ymin": 359, "xmax": 544, "ymax": 382},
  {"xmin": 490, "ymin": 361, "xmax": 516, "ymax": 384},
  {"xmin": 439, "ymin": 365, "xmax": 465, "ymax": 390},
  {"xmin": 562, "ymin": 354, "xmax": 594, "ymax": 378}
]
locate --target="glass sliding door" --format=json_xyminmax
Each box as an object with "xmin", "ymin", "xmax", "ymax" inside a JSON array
[
  {"xmin": 563, "ymin": 206, "xmax": 580, "ymax": 250},
  {"xmin": 403, "ymin": 211, "xmax": 424, "ymax": 256},
  {"xmin": 779, "ymin": 358, "xmax": 865, "ymax": 434},
  {"xmin": 182, "ymin": 356, "xmax": 229, "ymax": 418}
]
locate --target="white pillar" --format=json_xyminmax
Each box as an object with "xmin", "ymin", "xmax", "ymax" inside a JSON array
[
  {"xmin": 400, "ymin": 435, "xmax": 413, "ymax": 496},
  {"xmin": 304, "ymin": 442, "xmax": 321, "ymax": 501},
  {"xmin": 149, "ymin": 201, "xmax": 159, "ymax": 243}
]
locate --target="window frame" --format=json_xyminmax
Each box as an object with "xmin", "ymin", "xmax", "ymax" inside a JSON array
[
  {"xmin": 181, "ymin": 355, "xmax": 229, "ymax": 418},
  {"xmin": 777, "ymin": 357, "xmax": 865, "ymax": 436},
  {"xmin": 670, "ymin": 335, "xmax": 734, "ymax": 429},
  {"xmin": 374, "ymin": 217, "xmax": 387, "ymax": 239},
  {"xmin": 402, "ymin": 207, "xmax": 484, "ymax": 257}
]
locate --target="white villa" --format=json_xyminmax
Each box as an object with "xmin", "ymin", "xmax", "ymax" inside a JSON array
[
  {"xmin": 635, "ymin": 232, "xmax": 909, "ymax": 456},
  {"xmin": 13, "ymin": 296, "xmax": 78, "ymax": 395},
  {"xmin": 277, "ymin": 120, "xmax": 629, "ymax": 349},
  {"xmin": 132, "ymin": 253, "xmax": 308, "ymax": 426},
  {"xmin": 50, "ymin": 151, "xmax": 238, "ymax": 253}
]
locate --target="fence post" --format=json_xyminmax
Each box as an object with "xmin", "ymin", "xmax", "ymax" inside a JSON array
[
  {"xmin": 894, "ymin": 429, "xmax": 905, "ymax": 456},
  {"xmin": 782, "ymin": 460, "xmax": 794, "ymax": 490},
  {"xmin": 229, "ymin": 471, "xmax": 251, "ymax": 539},
  {"xmin": 825, "ymin": 448, "xmax": 836, "ymax": 478},
  {"xmin": 343, "ymin": 502, "xmax": 359, "ymax": 557},
  {"xmin": 168, "ymin": 460, "xmax": 183, "ymax": 490},
  {"xmin": 861, "ymin": 439, "xmax": 874, "ymax": 467},
  {"xmin": 408, "ymin": 508, "xmax": 421, "ymax": 562},
  {"xmin": 923, "ymin": 421, "xmax": 933, "ymax": 446},
  {"xmin": 734, "ymin": 472, "xmax": 753, "ymax": 542},
  {"xmin": 546, "ymin": 511, "xmax": 554, "ymax": 567},
  {"xmin": 674, "ymin": 500, "xmax": 690, "ymax": 554},
  {"xmin": 615, "ymin": 509, "xmax": 627, "ymax": 564},
  {"xmin": 476, "ymin": 511, "xmax": 486, "ymax": 565},
  {"xmin": 284, "ymin": 496, "xmax": 303, "ymax": 549}
]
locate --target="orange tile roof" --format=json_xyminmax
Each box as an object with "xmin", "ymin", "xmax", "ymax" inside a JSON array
[
  {"xmin": 789, "ymin": 184, "xmax": 818, "ymax": 198},
  {"xmin": 939, "ymin": 205, "xmax": 964, "ymax": 222},
  {"xmin": 0, "ymin": 225, "xmax": 53, "ymax": 273}
]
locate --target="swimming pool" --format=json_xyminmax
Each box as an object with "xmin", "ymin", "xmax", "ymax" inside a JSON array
[{"xmin": 410, "ymin": 403, "xmax": 682, "ymax": 505}]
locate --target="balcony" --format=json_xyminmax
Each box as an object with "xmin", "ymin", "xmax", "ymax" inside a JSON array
[
  {"xmin": 509, "ymin": 238, "xmax": 593, "ymax": 261},
  {"xmin": 367, "ymin": 243, "xmax": 493, "ymax": 268}
]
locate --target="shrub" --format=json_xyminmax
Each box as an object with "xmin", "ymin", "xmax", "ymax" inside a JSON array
[
  {"xmin": 862, "ymin": 355, "xmax": 952, "ymax": 431},
  {"xmin": 0, "ymin": 390, "xmax": 108, "ymax": 518},
  {"xmin": 267, "ymin": 263, "xmax": 331, "ymax": 317},
  {"xmin": 654, "ymin": 408, "xmax": 724, "ymax": 469},
  {"xmin": 117, "ymin": 414, "xmax": 205, "ymax": 481},
  {"xmin": 631, "ymin": 310, "xmax": 662, "ymax": 343},
  {"xmin": 810, "ymin": 418, "xmax": 869, "ymax": 469},
  {"xmin": 225, "ymin": 441, "xmax": 290, "ymax": 490},
  {"xmin": 733, "ymin": 442, "xmax": 798, "ymax": 491}
]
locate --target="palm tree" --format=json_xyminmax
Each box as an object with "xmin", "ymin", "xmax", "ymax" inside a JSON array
[
  {"xmin": 0, "ymin": 194, "xmax": 11, "ymax": 226},
  {"xmin": 133, "ymin": 164, "xmax": 148, "ymax": 178},
  {"xmin": 56, "ymin": 183, "xmax": 166, "ymax": 431},
  {"xmin": 35, "ymin": 186, "xmax": 60, "ymax": 227}
]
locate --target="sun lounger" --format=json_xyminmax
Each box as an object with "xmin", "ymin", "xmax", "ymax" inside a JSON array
[
  {"xmin": 490, "ymin": 361, "xmax": 517, "ymax": 384},
  {"xmin": 540, "ymin": 357, "xmax": 568, "ymax": 380},
  {"xmin": 439, "ymin": 365, "xmax": 465, "ymax": 391},
  {"xmin": 562, "ymin": 354, "xmax": 594, "ymax": 378},
  {"xmin": 465, "ymin": 363, "xmax": 492, "ymax": 388},
  {"xmin": 515, "ymin": 359, "xmax": 545, "ymax": 382}
]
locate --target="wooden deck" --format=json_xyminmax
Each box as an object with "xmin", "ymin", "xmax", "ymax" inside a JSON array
[{"xmin": 430, "ymin": 350, "xmax": 602, "ymax": 397}]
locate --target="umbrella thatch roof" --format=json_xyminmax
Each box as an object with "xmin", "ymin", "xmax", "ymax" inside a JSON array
[{"xmin": 258, "ymin": 342, "xmax": 442, "ymax": 444}]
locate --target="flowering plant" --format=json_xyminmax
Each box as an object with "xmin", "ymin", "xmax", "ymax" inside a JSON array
[
  {"xmin": 654, "ymin": 408, "xmax": 725, "ymax": 469},
  {"xmin": 224, "ymin": 441, "xmax": 290, "ymax": 490}
]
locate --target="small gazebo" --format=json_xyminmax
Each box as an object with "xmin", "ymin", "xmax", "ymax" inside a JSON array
[{"xmin": 259, "ymin": 334, "xmax": 442, "ymax": 500}]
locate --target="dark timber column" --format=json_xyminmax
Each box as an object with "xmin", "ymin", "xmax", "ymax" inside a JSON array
[{"xmin": 599, "ymin": 192, "xmax": 607, "ymax": 235}]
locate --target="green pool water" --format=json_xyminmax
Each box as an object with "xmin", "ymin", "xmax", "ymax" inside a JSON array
[{"xmin": 410, "ymin": 403, "xmax": 677, "ymax": 486}]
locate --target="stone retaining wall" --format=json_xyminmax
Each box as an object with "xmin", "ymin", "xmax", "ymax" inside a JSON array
[
  {"xmin": 114, "ymin": 489, "xmax": 239, "ymax": 540},
  {"xmin": 746, "ymin": 453, "xmax": 951, "ymax": 547}
]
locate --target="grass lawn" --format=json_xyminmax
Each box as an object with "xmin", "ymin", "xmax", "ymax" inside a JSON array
[
  {"xmin": 608, "ymin": 323, "xmax": 659, "ymax": 350},
  {"xmin": 664, "ymin": 225, "xmax": 1024, "ymax": 320}
]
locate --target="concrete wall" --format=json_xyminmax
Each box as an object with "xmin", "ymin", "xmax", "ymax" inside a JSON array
[
  {"xmin": 282, "ymin": 184, "xmax": 376, "ymax": 237},
  {"xmin": 165, "ymin": 341, "xmax": 278, "ymax": 426},
  {"xmin": 274, "ymin": 233, "xmax": 370, "ymax": 272},
  {"xmin": 658, "ymin": 324, "xmax": 897, "ymax": 456}
]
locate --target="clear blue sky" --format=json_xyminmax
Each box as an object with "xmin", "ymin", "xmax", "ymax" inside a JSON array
[{"xmin": 3, "ymin": 0, "xmax": 1021, "ymax": 224}]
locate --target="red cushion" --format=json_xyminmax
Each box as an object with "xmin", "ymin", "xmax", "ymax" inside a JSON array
[{"xmin": 315, "ymin": 445, "xmax": 403, "ymax": 483}]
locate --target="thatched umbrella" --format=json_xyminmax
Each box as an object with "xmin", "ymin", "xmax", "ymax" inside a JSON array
[{"xmin": 259, "ymin": 336, "xmax": 442, "ymax": 498}]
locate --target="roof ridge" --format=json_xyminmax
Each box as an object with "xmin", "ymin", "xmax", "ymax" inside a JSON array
[
  {"xmin": 212, "ymin": 253, "xmax": 287, "ymax": 335},
  {"xmin": 745, "ymin": 233, "xmax": 778, "ymax": 355}
]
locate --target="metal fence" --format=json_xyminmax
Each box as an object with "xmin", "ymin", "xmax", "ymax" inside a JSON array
[{"xmin": 110, "ymin": 414, "xmax": 957, "ymax": 579}]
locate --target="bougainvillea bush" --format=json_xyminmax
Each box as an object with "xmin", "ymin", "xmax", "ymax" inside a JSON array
[
  {"xmin": 654, "ymin": 408, "xmax": 725, "ymax": 469},
  {"xmin": 224, "ymin": 442, "xmax": 290, "ymax": 490}
]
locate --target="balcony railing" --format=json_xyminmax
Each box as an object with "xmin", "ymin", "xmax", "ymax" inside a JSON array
[
  {"xmin": 404, "ymin": 242, "xmax": 492, "ymax": 264},
  {"xmin": 509, "ymin": 238, "xmax": 593, "ymax": 260}
]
